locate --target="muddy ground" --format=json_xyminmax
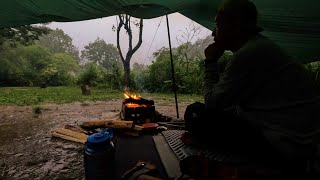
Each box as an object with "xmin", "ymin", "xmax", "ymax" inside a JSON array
[{"xmin": 0, "ymin": 100, "xmax": 188, "ymax": 180}]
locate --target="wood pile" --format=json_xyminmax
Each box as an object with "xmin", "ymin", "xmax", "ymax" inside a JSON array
[
  {"xmin": 51, "ymin": 111, "xmax": 181, "ymax": 144},
  {"xmin": 51, "ymin": 113, "xmax": 145, "ymax": 144}
]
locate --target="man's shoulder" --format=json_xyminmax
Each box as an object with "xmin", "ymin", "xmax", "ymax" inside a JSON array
[
  {"xmin": 246, "ymin": 34, "xmax": 276, "ymax": 48},
  {"xmin": 235, "ymin": 34, "xmax": 284, "ymax": 58}
]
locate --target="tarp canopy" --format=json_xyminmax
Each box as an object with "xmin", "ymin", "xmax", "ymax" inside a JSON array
[{"xmin": 0, "ymin": 0, "xmax": 319, "ymax": 63}]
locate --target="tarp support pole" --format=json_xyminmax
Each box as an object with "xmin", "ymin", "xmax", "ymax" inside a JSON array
[{"xmin": 166, "ymin": 14, "xmax": 179, "ymax": 119}]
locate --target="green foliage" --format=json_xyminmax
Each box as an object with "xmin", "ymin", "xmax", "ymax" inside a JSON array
[
  {"xmin": 77, "ymin": 62, "xmax": 107, "ymax": 86},
  {"xmin": 144, "ymin": 53, "xmax": 174, "ymax": 92},
  {"xmin": 131, "ymin": 63, "xmax": 147, "ymax": 90},
  {"xmin": 0, "ymin": 43, "xmax": 80, "ymax": 86},
  {"xmin": 0, "ymin": 43, "xmax": 47, "ymax": 86},
  {"xmin": 133, "ymin": 38, "xmax": 232, "ymax": 94},
  {"xmin": 139, "ymin": 46, "xmax": 205, "ymax": 94},
  {"xmin": 38, "ymin": 28, "xmax": 80, "ymax": 62},
  {"xmin": 40, "ymin": 53, "xmax": 80, "ymax": 86},
  {"xmin": 0, "ymin": 87, "xmax": 122, "ymax": 106},
  {"xmin": 305, "ymin": 61, "xmax": 320, "ymax": 90},
  {"xmin": 106, "ymin": 63, "xmax": 124, "ymax": 89},
  {"xmin": 81, "ymin": 38, "xmax": 121, "ymax": 70},
  {"xmin": 77, "ymin": 62, "xmax": 124, "ymax": 89},
  {"xmin": 0, "ymin": 87, "xmax": 203, "ymax": 106},
  {"xmin": 0, "ymin": 25, "xmax": 50, "ymax": 48}
]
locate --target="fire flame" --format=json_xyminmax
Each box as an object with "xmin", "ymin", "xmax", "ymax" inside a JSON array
[
  {"xmin": 125, "ymin": 103, "xmax": 147, "ymax": 108},
  {"xmin": 124, "ymin": 92, "xmax": 141, "ymax": 100}
]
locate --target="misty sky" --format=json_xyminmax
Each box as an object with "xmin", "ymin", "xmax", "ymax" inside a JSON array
[{"xmin": 47, "ymin": 13, "xmax": 212, "ymax": 65}]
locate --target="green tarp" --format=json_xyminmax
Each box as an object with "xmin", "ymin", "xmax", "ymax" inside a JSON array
[{"xmin": 0, "ymin": 0, "xmax": 319, "ymax": 62}]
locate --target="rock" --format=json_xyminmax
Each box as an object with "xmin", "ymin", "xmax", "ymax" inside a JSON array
[
  {"xmin": 20, "ymin": 174, "xmax": 30, "ymax": 179},
  {"xmin": 8, "ymin": 169, "xmax": 16, "ymax": 176},
  {"xmin": 101, "ymin": 112, "xmax": 120, "ymax": 119},
  {"xmin": 67, "ymin": 153, "xmax": 79, "ymax": 157},
  {"xmin": 14, "ymin": 153, "xmax": 23, "ymax": 157},
  {"xmin": 40, "ymin": 159, "xmax": 55, "ymax": 173},
  {"xmin": 13, "ymin": 171, "xmax": 24, "ymax": 178},
  {"xmin": 51, "ymin": 164, "xmax": 64, "ymax": 172},
  {"xmin": 62, "ymin": 144, "xmax": 77, "ymax": 150},
  {"xmin": 59, "ymin": 169, "xmax": 69, "ymax": 173},
  {"xmin": 57, "ymin": 159, "xmax": 65, "ymax": 164}
]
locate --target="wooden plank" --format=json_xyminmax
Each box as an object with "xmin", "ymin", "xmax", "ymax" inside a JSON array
[
  {"xmin": 51, "ymin": 131, "xmax": 86, "ymax": 144},
  {"xmin": 64, "ymin": 124, "xmax": 87, "ymax": 134},
  {"xmin": 52, "ymin": 128, "xmax": 88, "ymax": 141}
]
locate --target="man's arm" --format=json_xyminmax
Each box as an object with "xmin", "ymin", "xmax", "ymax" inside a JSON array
[
  {"xmin": 203, "ymin": 60, "xmax": 220, "ymax": 104},
  {"xmin": 204, "ymin": 54, "xmax": 250, "ymax": 112}
]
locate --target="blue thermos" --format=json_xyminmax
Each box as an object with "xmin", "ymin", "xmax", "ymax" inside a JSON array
[{"xmin": 84, "ymin": 128, "xmax": 115, "ymax": 180}]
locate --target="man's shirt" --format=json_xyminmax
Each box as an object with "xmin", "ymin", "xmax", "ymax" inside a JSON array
[{"xmin": 204, "ymin": 34, "xmax": 320, "ymax": 157}]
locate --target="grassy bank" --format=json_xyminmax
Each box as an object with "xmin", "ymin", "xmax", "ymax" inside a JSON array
[{"xmin": 0, "ymin": 86, "xmax": 203, "ymax": 106}]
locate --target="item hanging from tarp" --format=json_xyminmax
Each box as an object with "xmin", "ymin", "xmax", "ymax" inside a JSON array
[{"xmin": 0, "ymin": 0, "xmax": 319, "ymax": 62}]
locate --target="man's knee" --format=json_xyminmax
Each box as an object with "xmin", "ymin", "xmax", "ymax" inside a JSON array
[{"xmin": 184, "ymin": 102, "xmax": 205, "ymax": 133}]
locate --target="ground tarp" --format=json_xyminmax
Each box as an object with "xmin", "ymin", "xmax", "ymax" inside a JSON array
[{"xmin": 0, "ymin": 0, "xmax": 319, "ymax": 62}]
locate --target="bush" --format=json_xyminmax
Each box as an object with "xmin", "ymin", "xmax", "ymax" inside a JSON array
[
  {"xmin": 305, "ymin": 61, "xmax": 320, "ymax": 91},
  {"xmin": 77, "ymin": 62, "xmax": 105, "ymax": 86}
]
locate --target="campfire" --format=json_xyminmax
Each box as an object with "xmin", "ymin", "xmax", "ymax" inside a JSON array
[{"xmin": 120, "ymin": 92, "xmax": 156, "ymax": 124}]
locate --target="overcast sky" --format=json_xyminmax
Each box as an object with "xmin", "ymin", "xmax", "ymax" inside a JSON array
[{"xmin": 47, "ymin": 13, "xmax": 212, "ymax": 65}]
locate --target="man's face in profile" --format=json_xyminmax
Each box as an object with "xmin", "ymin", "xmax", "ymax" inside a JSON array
[{"xmin": 212, "ymin": 12, "xmax": 237, "ymax": 50}]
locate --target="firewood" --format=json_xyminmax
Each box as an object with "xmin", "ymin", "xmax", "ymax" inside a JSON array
[
  {"xmin": 122, "ymin": 125, "xmax": 144, "ymax": 137},
  {"xmin": 80, "ymin": 119, "xmax": 134, "ymax": 129},
  {"xmin": 137, "ymin": 175, "xmax": 163, "ymax": 180},
  {"xmin": 133, "ymin": 125, "xmax": 144, "ymax": 131},
  {"xmin": 52, "ymin": 128, "xmax": 88, "ymax": 141},
  {"xmin": 101, "ymin": 112, "xmax": 120, "ymax": 120},
  {"xmin": 124, "ymin": 131, "xmax": 140, "ymax": 137},
  {"xmin": 51, "ymin": 131, "xmax": 86, "ymax": 144},
  {"xmin": 64, "ymin": 124, "xmax": 87, "ymax": 134}
]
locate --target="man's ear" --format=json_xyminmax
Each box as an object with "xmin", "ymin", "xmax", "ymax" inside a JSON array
[{"xmin": 212, "ymin": 28, "xmax": 217, "ymax": 37}]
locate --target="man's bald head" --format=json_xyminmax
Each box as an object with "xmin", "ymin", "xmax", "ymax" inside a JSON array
[
  {"xmin": 212, "ymin": 0, "xmax": 263, "ymax": 51},
  {"xmin": 217, "ymin": 0, "xmax": 262, "ymax": 33}
]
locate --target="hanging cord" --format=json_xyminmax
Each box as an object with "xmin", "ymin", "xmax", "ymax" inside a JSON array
[
  {"xmin": 166, "ymin": 14, "xmax": 179, "ymax": 119},
  {"xmin": 143, "ymin": 16, "xmax": 164, "ymax": 64}
]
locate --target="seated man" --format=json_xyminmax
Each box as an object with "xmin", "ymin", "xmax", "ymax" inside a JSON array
[{"xmin": 182, "ymin": 0, "xmax": 320, "ymax": 174}]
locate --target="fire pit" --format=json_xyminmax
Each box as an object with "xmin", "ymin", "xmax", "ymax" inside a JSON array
[{"xmin": 120, "ymin": 93, "xmax": 156, "ymax": 124}]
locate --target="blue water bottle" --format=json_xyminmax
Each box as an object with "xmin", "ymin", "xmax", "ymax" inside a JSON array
[{"xmin": 84, "ymin": 128, "xmax": 115, "ymax": 180}]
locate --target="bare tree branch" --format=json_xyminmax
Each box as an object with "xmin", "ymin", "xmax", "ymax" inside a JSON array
[
  {"xmin": 175, "ymin": 21, "xmax": 203, "ymax": 72},
  {"xmin": 131, "ymin": 18, "xmax": 143, "ymax": 56},
  {"xmin": 115, "ymin": 15, "xmax": 144, "ymax": 88},
  {"xmin": 117, "ymin": 15, "xmax": 125, "ymax": 63}
]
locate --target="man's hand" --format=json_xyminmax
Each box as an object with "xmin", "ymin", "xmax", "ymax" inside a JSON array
[
  {"xmin": 180, "ymin": 132, "xmax": 201, "ymax": 146},
  {"xmin": 204, "ymin": 42, "xmax": 225, "ymax": 62}
]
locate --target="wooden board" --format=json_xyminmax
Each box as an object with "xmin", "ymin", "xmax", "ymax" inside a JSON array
[{"xmin": 51, "ymin": 128, "xmax": 88, "ymax": 144}]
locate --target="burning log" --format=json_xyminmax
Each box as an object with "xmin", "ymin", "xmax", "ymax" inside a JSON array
[
  {"xmin": 121, "ymin": 92, "xmax": 156, "ymax": 124},
  {"xmin": 124, "ymin": 97, "xmax": 155, "ymax": 106},
  {"xmin": 80, "ymin": 119, "xmax": 134, "ymax": 130}
]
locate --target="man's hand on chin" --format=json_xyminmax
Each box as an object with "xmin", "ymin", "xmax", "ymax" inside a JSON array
[{"xmin": 204, "ymin": 42, "xmax": 225, "ymax": 62}]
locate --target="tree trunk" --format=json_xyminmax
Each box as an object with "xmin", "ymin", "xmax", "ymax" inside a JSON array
[
  {"xmin": 116, "ymin": 15, "xmax": 143, "ymax": 90},
  {"xmin": 124, "ymin": 61, "xmax": 131, "ymax": 89},
  {"xmin": 81, "ymin": 84, "xmax": 91, "ymax": 95}
]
